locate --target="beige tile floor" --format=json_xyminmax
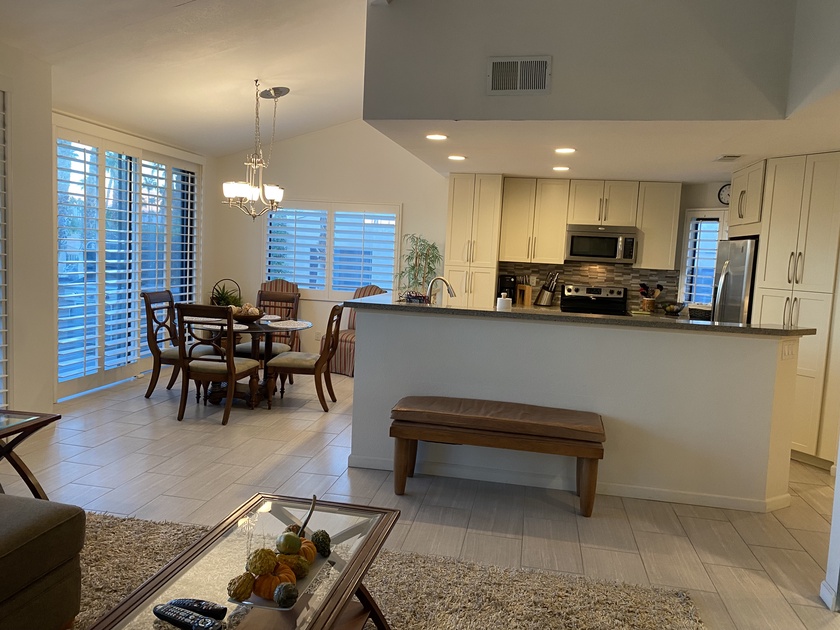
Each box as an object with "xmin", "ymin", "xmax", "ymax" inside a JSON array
[{"xmin": 2, "ymin": 370, "xmax": 839, "ymax": 629}]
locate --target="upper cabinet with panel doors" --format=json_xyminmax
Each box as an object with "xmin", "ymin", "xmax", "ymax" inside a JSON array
[
  {"xmin": 754, "ymin": 153, "xmax": 840, "ymax": 295},
  {"xmin": 633, "ymin": 182, "xmax": 682, "ymax": 270},
  {"xmin": 499, "ymin": 178, "xmax": 570, "ymax": 264},
  {"xmin": 728, "ymin": 160, "xmax": 765, "ymax": 232},
  {"xmin": 568, "ymin": 180, "xmax": 639, "ymax": 227},
  {"xmin": 444, "ymin": 173, "xmax": 503, "ymax": 268}
]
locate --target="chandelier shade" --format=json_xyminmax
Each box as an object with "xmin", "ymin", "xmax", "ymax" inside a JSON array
[{"xmin": 223, "ymin": 80, "xmax": 288, "ymax": 220}]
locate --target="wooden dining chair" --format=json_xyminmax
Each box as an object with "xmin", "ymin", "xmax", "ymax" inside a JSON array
[
  {"xmin": 175, "ymin": 303, "xmax": 261, "ymax": 425},
  {"xmin": 265, "ymin": 304, "xmax": 343, "ymax": 412},
  {"xmin": 233, "ymin": 290, "xmax": 300, "ymax": 362}
]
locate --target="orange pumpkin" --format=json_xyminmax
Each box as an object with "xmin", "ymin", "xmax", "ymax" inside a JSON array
[
  {"xmin": 273, "ymin": 562, "xmax": 297, "ymax": 585},
  {"xmin": 299, "ymin": 539, "xmax": 317, "ymax": 563},
  {"xmin": 253, "ymin": 574, "xmax": 282, "ymax": 600}
]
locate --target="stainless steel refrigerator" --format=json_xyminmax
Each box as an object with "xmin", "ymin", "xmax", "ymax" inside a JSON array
[{"xmin": 712, "ymin": 238, "xmax": 757, "ymax": 324}]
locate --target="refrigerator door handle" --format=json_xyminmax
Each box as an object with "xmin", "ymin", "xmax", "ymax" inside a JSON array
[{"xmin": 713, "ymin": 260, "xmax": 730, "ymax": 323}]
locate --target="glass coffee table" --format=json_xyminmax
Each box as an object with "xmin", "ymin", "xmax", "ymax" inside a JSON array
[
  {"xmin": 0, "ymin": 410, "xmax": 62, "ymax": 500},
  {"xmin": 90, "ymin": 493, "xmax": 400, "ymax": 630}
]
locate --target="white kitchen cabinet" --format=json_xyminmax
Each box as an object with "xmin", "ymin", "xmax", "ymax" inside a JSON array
[
  {"xmin": 755, "ymin": 153, "xmax": 840, "ymax": 294},
  {"xmin": 634, "ymin": 182, "xmax": 682, "ymax": 270},
  {"xmin": 445, "ymin": 173, "xmax": 503, "ymax": 267},
  {"xmin": 568, "ymin": 180, "xmax": 638, "ymax": 226},
  {"xmin": 442, "ymin": 264, "xmax": 496, "ymax": 308},
  {"xmin": 444, "ymin": 173, "xmax": 502, "ymax": 308},
  {"xmin": 499, "ymin": 178, "xmax": 569, "ymax": 263},
  {"xmin": 729, "ymin": 161, "xmax": 765, "ymax": 228},
  {"xmin": 752, "ymin": 286, "xmax": 833, "ymax": 455}
]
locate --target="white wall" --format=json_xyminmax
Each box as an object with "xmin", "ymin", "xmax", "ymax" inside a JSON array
[
  {"xmin": 364, "ymin": 0, "xmax": 795, "ymax": 123},
  {"xmin": 0, "ymin": 42, "xmax": 55, "ymax": 410},
  {"xmin": 789, "ymin": 1, "xmax": 840, "ymax": 115},
  {"xmin": 204, "ymin": 119, "xmax": 448, "ymax": 351}
]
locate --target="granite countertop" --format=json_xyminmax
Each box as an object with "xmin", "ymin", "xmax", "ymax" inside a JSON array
[{"xmin": 347, "ymin": 293, "xmax": 815, "ymax": 338}]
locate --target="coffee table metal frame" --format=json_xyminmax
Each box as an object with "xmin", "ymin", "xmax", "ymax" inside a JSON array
[
  {"xmin": 0, "ymin": 410, "xmax": 62, "ymax": 500},
  {"xmin": 89, "ymin": 493, "xmax": 400, "ymax": 630}
]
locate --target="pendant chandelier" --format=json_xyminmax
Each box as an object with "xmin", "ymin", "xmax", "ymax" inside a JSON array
[{"xmin": 222, "ymin": 79, "xmax": 289, "ymax": 220}]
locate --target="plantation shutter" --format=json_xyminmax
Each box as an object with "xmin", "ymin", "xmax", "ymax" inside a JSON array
[
  {"xmin": 266, "ymin": 208, "xmax": 328, "ymax": 290},
  {"xmin": 57, "ymin": 139, "xmax": 101, "ymax": 382},
  {"xmin": 683, "ymin": 217, "xmax": 720, "ymax": 304},
  {"xmin": 0, "ymin": 91, "xmax": 7, "ymax": 405},
  {"xmin": 332, "ymin": 210, "xmax": 396, "ymax": 291},
  {"xmin": 170, "ymin": 167, "xmax": 197, "ymax": 303}
]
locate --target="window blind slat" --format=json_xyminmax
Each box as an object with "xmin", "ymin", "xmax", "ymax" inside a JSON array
[{"xmin": 683, "ymin": 218, "xmax": 720, "ymax": 305}]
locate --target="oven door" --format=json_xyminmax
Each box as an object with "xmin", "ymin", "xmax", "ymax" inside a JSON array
[{"xmin": 566, "ymin": 232, "xmax": 620, "ymax": 262}]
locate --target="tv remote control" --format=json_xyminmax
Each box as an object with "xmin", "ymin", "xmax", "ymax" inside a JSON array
[
  {"xmin": 152, "ymin": 604, "xmax": 223, "ymax": 630},
  {"xmin": 167, "ymin": 599, "xmax": 227, "ymax": 620}
]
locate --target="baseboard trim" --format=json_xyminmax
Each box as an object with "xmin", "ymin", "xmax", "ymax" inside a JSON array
[
  {"xmin": 821, "ymin": 579, "xmax": 838, "ymax": 610},
  {"xmin": 346, "ymin": 455, "xmax": 787, "ymax": 512}
]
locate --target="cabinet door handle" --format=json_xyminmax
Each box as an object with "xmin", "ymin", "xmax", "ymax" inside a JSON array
[
  {"xmin": 787, "ymin": 252, "xmax": 795, "ymax": 284},
  {"xmin": 527, "ymin": 236, "xmax": 531, "ymax": 259},
  {"xmin": 783, "ymin": 296, "xmax": 790, "ymax": 327},
  {"xmin": 462, "ymin": 240, "xmax": 469, "ymax": 261},
  {"xmin": 598, "ymin": 198, "xmax": 603, "ymax": 222},
  {"xmin": 792, "ymin": 297, "xmax": 800, "ymax": 327},
  {"xmin": 738, "ymin": 190, "xmax": 746, "ymax": 219},
  {"xmin": 795, "ymin": 252, "xmax": 803, "ymax": 284},
  {"xmin": 603, "ymin": 198, "xmax": 609, "ymax": 222},
  {"xmin": 532, "ymin": 236, "xmax": 537, "ymax": 258}
]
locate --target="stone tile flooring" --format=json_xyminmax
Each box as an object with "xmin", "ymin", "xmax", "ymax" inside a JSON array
[{"xmin": 1, "ymin": 371, "xmax": 838, "ymax": 629}]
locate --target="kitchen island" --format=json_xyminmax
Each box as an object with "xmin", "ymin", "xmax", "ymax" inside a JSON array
[{"xmin": 348, "ymin": 293, "xmax": 815, "ymax": 512}]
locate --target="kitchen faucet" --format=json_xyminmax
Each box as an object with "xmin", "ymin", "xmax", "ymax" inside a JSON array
[{"xmin": 426, "ymin": 276, "xmax": 456, "ymax": 304}]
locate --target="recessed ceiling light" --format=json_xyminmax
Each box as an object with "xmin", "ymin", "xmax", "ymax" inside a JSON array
[
  {"xmin": 553, "ymin": 166, "xmax": 570, "ymax": 171},
  {"xmin": 448, "ymin": 155, "xmax": 466, "ymax": 161},
  {"xmin": 555, "ymin": 148, "xmax": 576, "ymax": 154},
  {"xmin": 426, "ymin": 134, "xmax": 447, "ymax": 140}
]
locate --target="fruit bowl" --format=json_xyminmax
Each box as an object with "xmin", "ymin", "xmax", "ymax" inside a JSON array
[
  {"xmin": 661, "ymin": 302, "xmax": 685, "ymax": 316},
  {"xmin": 232, "ymin": 309, "xmax": 264, "ymax": 324}
]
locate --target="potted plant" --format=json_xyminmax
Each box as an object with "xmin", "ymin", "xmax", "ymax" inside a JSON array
[
  {"xmin": 210, "ymin": 279, "xmax": 243, "ymax": 307},
  {"xmin": 395, "ymin": 233, "xmax": 442, "ymax": 302}
]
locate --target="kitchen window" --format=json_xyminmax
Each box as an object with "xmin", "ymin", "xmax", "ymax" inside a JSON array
[
  {"xmin": 679, "ymin": 209, "xmax": 727, "ymax": 305},
  {"xmin": 265, "ymin": 202, "xmax": 399, "ymax": 299},
  {"xmin": 56, "ymin": 134, "xmax": 198, "ymax": 398}
]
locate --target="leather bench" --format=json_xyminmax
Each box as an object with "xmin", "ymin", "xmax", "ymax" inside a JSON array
[
  {"xmin": 389, "ymin": 396, "xmax": 605, "ymax": 517},
  {"xmin": 0, "ymin": 494, "xmax": 86, "ymax": 630}
]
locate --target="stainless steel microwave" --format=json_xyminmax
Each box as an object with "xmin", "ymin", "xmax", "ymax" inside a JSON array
[{"xmin": 565, "ymin": 225, "xmax": 638, "ymax": 264}]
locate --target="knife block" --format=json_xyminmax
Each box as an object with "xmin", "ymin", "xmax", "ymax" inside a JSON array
[{"xmin": 516, "ymin": 284, "xmax": 532, "ymax": 306}]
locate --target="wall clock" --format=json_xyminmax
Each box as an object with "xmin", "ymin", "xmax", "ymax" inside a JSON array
[{"xmin": 718, "ymin": 183, "xmax": 731, "ymax": 205}]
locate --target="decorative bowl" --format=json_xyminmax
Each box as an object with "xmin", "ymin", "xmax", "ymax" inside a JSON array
[
  {"xmin": 661, "ymin": 302, "xmax": 685, "ymax": 316},
  {"xmin": 232, "ymin": 309, "xmax": 264, "ymax": 324}
]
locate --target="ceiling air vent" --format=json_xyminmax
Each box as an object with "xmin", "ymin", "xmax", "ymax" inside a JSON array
[
  {"xmin": 715, "ymin": 155, "xmax": 742, "ymax": 162},
  {"xmin": 487, "ymin": 56, "xmax": 552, "ymax": 95}
]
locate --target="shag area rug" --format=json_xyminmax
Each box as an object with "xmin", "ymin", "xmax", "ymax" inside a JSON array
[{"xmin": 78, "ymin": 513, "xmax": 704, "ymax": 630}]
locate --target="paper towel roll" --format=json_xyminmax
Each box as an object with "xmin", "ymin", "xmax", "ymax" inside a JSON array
[{"xmin": 496, "ymin": 296, "xmax": 512, "ymax": 311}]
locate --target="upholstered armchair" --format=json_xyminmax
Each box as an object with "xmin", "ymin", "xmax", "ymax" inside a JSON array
[{"xmin": 321, "ymin": 284, "xmax": 386, "ymax": 376}]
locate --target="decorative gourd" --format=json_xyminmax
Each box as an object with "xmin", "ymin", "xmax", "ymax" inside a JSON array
[
  {"xmin": 298, "ymin": 539, "xmax": 317, "ymax": 563},
  {"xmin": 273, "ymin": 561, "xmax": 297, "ymax": 585},
  {"xmin": 253, "ymin": 574, "xmax": 282, "ymax": 600},
  {"xmin": 276, "ymin": 553, "xmax": 310, "ymax": 579},
  {"xmin": 246, "ymin": 548, "xmax": 278, "ymax": 576},
  {"xmin": 227, "ymin": 572, "xmax": 255, "ymax": 601},
  {"xmin": 276, "ymin": 532, "xmax": 302, "ymax": 554},
  {"xmin": 311, "ymin": 530, "xmax": 331, "ymax": 558},
  {"xmin": 273, "ymin": 582, "xmax": 299, "ymax": 608}
]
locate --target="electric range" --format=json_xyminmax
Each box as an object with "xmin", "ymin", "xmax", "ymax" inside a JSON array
[{"xmin": 559, "ymin": 285, "xmax": 629, "ymax": 316}]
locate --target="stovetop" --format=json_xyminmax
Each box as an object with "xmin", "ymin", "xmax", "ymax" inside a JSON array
[{"xmin": 559, "ymin": 285, "xmax": 630, "ymax": 316}]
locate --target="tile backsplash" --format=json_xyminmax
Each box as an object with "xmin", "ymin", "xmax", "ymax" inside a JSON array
[{"xmin": 498, "ymin": 261, "xmax": 681, "ymax": 306}]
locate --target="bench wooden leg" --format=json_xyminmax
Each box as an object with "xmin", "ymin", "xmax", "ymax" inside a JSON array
[
  {"xmin": 577, "ymin": 457, "xmax": 599, "ymax": 517},
  {"xmin": 394, "ymin": 438, "xmax": 413, "ymax": 495},
  {"xmin": 407, "ymin": 439, "xmax": 417, "ymax": 478}
]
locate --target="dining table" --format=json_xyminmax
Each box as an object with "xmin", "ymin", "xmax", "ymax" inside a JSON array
[{"xmin": 191, "ymin": 315, "xmax": 313, "ymax": 408}]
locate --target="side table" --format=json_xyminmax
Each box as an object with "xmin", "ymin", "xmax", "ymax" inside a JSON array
[{"xmin": 0, "ymin": 410, "xmax": 62, "ymax": 500}]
